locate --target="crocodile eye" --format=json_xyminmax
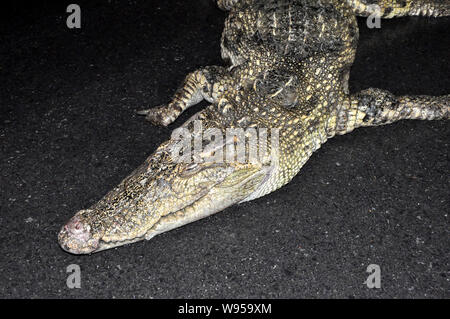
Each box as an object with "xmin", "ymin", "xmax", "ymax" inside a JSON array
[
  {"xmin": 185, "ymin": 163, "xmax": 199, "ymax": 171},
  {"xmin": 181, "ymin": 163, "xmax": 202, "ymax": 177}
]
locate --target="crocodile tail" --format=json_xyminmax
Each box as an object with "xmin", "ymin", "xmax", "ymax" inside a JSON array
[{"xmin": 346, "ymin": 0, "xmax": 450, "ymax": 18}]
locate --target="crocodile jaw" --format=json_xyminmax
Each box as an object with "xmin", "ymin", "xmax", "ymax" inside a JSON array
[{"xmin": 58, "ymin": 149, "xmax": 271, "ymax": 254}]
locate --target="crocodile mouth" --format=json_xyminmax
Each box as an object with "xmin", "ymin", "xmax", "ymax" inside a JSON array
[
  {"xmin": 58, "ymin": 159, "xmax": 273, "ymax": 254},
  {"xmin": 59, "ymin": 215, "xmax": 153, "ymax": 254},
  {"xmin": 57, "ymin": 178, "xmax": 225, "ymax": 254}
]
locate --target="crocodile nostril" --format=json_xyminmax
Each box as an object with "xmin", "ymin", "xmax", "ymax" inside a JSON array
[
  {"xmin": 59, "ymin": 212, "xmax": 99, "ymax": 254},
  {"xmin": 64, "ymin": 215, "xmax": 91, "ymax": 239},
  {"xmin": 68, "ymin": 219, "xmax": 83, "ymax": 234}
]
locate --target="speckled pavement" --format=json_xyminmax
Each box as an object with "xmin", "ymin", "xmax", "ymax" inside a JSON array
[{"xmin": 0, "ymin": 0, "xmax": 448, "ymax": 298}]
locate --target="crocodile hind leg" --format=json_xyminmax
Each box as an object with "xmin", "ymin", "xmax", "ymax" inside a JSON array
[
  {"xmin": 328, "ymin": 88, "xmax": 449, "ymax": 136},
  {"xmin": 346, "ymin": 0, "xmax": 450, "ymax": 18},
  {"xmin": 137, "ymin": 66, "xmax": 228, "ymax": 126}
]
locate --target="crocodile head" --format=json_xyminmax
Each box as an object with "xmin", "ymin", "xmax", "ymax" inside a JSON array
[{"xmin": 58, "ymin": 120, "xmax": 276, "ymax": 254}]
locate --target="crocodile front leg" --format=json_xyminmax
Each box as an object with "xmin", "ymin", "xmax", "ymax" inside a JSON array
[{"xmin": 137, "ymin": 66, "xmax": 229, "ymax": 126}]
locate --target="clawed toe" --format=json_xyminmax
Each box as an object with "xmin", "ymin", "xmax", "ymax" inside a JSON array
[
  {"xmin": 136, "ymin": 106, "xmax": 172, "ymax": 127},
  {"xmin": 136, "ymin": 109, "xmax": 151, "ymax": 116}
]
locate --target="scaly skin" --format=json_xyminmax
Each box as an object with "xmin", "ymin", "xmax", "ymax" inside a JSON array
[{"xmin": 58, "ymin": 0, "xmax": 449, "ymax": 254}]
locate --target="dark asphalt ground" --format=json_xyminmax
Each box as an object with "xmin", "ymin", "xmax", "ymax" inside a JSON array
[{"xmin": 0, "ymin": 0, "xmax": 449, "ymax": 298}]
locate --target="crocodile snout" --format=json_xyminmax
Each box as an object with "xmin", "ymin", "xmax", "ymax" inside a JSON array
[{"xmin": 58, "ymin": 211, "xmax": 99, "ymax": 254}]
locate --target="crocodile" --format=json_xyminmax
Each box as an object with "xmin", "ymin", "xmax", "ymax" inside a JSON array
[{"xmin": 58, "ymin": 0, "xmax": 449, "ymax": 254}]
